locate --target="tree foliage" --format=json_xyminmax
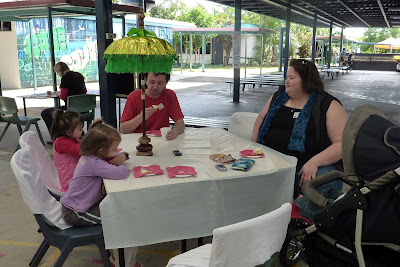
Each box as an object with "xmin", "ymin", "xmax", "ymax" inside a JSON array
[{"xmin": 360, "ymin": 28, "xmax": 400, "ymax": 53}]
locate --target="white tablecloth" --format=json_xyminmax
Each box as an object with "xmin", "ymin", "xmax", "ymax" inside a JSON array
[{"xmin": 100, "ymin": 127, "xmax": 296, "ymax": 249}]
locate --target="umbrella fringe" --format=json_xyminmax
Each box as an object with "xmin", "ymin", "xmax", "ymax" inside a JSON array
[{"xmin": 104, "ymin": 55, "xmax": 177, "ymax": 74}]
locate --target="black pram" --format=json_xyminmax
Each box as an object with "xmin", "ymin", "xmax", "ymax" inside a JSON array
[{"xmin": 280, "ymin": 105, "xmax": 400, "ymax": 267}]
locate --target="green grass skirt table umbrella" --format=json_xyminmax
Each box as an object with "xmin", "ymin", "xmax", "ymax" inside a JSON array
[{"xmin": 104, "ymin": 27, "xmax": 178, "ymax": 156}]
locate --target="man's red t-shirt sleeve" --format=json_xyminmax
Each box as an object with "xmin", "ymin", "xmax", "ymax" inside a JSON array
[
  {"xmin": 168, "ymin": 90, "xmax": 184, "ymax": 122},
  {"xmin": 120, "ymin": 93, "xmax": 136, "ymax": 122}
]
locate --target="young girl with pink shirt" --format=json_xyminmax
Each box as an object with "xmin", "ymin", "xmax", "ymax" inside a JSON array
[{"xmin": 51, "ymin": 110, "xmax": 84, "ymax": 192}]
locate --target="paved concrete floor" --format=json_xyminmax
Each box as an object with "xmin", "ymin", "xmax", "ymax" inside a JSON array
[{"xmin": 0, "ymin": 68, "xmax": 399, "ymax": 266}]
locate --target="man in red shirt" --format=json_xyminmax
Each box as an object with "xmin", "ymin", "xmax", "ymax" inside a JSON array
[{"xmin": 120, "ymin": 72, "xmax": 185, "ymax": 140}]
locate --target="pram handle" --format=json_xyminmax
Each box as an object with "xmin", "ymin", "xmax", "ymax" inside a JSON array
[{"xmin": 301, "ymin": 170, "xmax": 346, "ymax": 208}]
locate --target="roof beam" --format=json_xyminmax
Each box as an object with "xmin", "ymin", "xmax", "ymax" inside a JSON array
[
  {"xmin": 376, "ymin": 0, "xmax": 390, "ymax": 28},
  {"xmin": 336, "ymin": 0, "xmax": 371, "ymax": 27}
]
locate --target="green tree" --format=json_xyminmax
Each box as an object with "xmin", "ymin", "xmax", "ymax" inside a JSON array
[
  {"xmin": 147, "ymin": 0, "xmax": 187, "ymax": 20},
  {"xmin": 360, "ymin": 28, "xmax": 400, "ymax": 53},
  {"xmin": 178, "ymin": 5, "xmax": 215, "ymax": 66}
]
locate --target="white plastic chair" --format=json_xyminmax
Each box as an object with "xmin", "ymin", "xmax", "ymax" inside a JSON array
[
  {"xmin": 167, "ymin": 203, "xmax": 292, "ymax": 267},
  {"xmin": 228, "ymin": 112, "xmax": 259, "ymax": 140},
  {"xmin": 19, "ymin": 131, "xmax": 64, "ymax": 197},
  {"xmin": 10, "ymin": 148, "xmax": 111, "ymax": 267}
]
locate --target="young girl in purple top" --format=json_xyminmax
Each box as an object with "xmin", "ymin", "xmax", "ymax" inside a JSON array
[{"xmin": 60, "ymin": 119, "xmax": 130, "ymax": 226}]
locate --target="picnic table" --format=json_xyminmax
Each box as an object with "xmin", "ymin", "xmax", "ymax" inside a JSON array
[{"xmin": 226, "ymin": 73, "xmax": 285, "ymax": 93}]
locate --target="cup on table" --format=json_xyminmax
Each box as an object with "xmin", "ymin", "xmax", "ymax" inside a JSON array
[
  {"xmin": 210, "ymin": 136, "xmax": 220, "ymax": 154},
  {"xmin": 160, "ymin": 127, "xmax": 170, "ymax": 141}
]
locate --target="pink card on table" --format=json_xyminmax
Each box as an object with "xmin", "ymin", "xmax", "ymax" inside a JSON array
[
  {"xmin": 146, "ymin": 130, "xmax": 162, "ymax": 137},
  {"xmin": 133, "ymin": 165, "xmax": 164, "ymax": 178},
  {"xmin": 117, "ymin": 148, "xmax": 123, "ymax": 152},
  {"xmin": 166, "ymin": 166, "xmax": 197, "ymax": 178},
  {"xmin": 239, "ymin": 149, "xmax": 265, "ymax": 158}
]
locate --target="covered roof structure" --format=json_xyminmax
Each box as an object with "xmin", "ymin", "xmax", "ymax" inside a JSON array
[
  {"xmin": 0, "ymin": 0, "xmax": 141, "ymax": 21},
  {"xmin": 209, "ymin": 0, "xmax": 400, "ymax": 28}
]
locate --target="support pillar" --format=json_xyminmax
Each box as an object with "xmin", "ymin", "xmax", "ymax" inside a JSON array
[
  {"xmin": 311, "ymin": 15, "xmax": 317, "ymax": 63},
  {"xmin": 47, "ymin": 8, "xmax": 58, "ymax": 107},
  {"xmin": 190, "ymin": 34, "xmax": 192, "ymax": 71},
  {"xmin": 233, "ymin": 0, "xmax": 241, "ymax": 103},
  {"xmin": 339, "ymin": 26, "xmax": 344, "ymax": 66},
  {"xmin": 180, "ymin": 32, "xmax": 183, "ymax": 74},
  {"xmin": 283, "ymin": 4, "xmax": 291, "ymax": 79},
  {"xmin": 278, "ymin": 28, "xmax": 284, "ymax": 72},
  {"xmin": 327, "ymin": 21, "xmax": 333, "ymax": 68},
  {"xmin": 202, "ymin": 34, "xmax": 205, "ymax": 72},
  {"xmin": 96, "ymin": 0, "xmax": 117, "ymax": 127}
]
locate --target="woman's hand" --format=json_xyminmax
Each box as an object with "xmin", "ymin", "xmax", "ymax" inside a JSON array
[
  {"xmin": 298, "ymin": 160, "xmax": 318, "ymax": 187},
  {"xmin": 109, "ymin": 153, "xmax": 126, "ymax": 166}
]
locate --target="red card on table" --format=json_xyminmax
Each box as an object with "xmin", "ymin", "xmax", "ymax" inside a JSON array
[
  {"xmin": 166, "ymin": 166, "xmax": 197, "ymax": 178},
  {"xmin": 146, "ymin": 130, "xmax": 162, "ymax": 137},
  {"xmin": 239, "ymin": 150, "xmax": 265, "ymax": 158},
  {"xmin": 133, "ymin": 165, "xmax": 164, "ymax": 178}
]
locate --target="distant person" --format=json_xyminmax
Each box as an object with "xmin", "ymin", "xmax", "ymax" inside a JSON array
[
  {"xmin": 340, "ymin": 48, "xmax": 346, "ymax": 66},
  {"xmin": 333, "ymin": 51, "xmax": 338, "ymax": 66},
  {"xmin": 34, "ymin": 24, "xmax": 41, "ymax": 35},
  {"xmin": 347, "ymin": 51, "xmax": 355, "ymax": 68},
  {"xmin": 120, "ymin": 72, "xmax": 185, "ymax": 140},
  {"xmin": 41, "ymin": 62, "xmax": 87, "ymax": 143},
  {"xmin": 251, "ymin": 59, "xmax": 348, "ymax": 198}
]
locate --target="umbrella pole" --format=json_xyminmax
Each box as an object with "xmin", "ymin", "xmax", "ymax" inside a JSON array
[
  {"xmin": 141, "ymin": 76, "xmax": 146, "ymax": 137},
  {"xmin": 136, "ymin": 72, "xmax": 153, "ymax": 156}
]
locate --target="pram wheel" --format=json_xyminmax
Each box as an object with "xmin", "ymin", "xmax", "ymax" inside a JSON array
[{"xmin": 280, "ymin": 236, "xmax": 305, "ymax": 267}]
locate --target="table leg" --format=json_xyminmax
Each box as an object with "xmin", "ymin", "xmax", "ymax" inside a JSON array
[
  {"xmin": 118, "ymin": 248, "xmax": 125, "ymax": 267},
  {"xmin": 23, "ymin": 98, "xmax": 27, "ymax": 116},
  {"xmin": 181, "ymin": 240, "xmax": 187, "ymax": 252}
]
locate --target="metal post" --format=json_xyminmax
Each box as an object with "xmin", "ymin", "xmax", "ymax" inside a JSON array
[
  {"xmin": 279, "ymin": 28, "xmax": 284, "ymax": 72},
  {"xmin": 351, "ymin": 41, "xmax": 353, "ymax": 52},
  {"xmin": 283, "ymin": 4, "xmax": 291, "ymax": 79},
  {"xmin": 233, "ymin": 0, "xmax": 241, "ymax": 103},
  {"xmin": 244, "ymin": 32, "xmax": 247, "ymax": 78},
  {"xmin": 390, "ymin": 45, "xmax": 392, "ymax": 53},
  {"xmin": 202, "ymin": 34, "xmax": 205, "ymax": 72},
  {"xmin": 47, "ymin": 8, "xmax": 58, "ymax": 107},
  {"xmin": 327, "ymin": 21, "xmax": 333, "ymax": 68},
  {"xmin": 260, "ymin": 33, "xmax": 263, "ymax": 75},
  {"xmin": 321, "ymin": 41, "xmax": 324, "ymax": 66},
  {"xmin": 122, "ymin": 15, "xmax": 126, "ymax": 37},
  {"xmin": 29, "ymin": 20, "xmax": 37, "ymax": 91},
  {"xmin": 180, "ymin": 32, "xmax": 183, "ymax": 74},
  {"xmin": 190, "ymin": 34, "xmax": 192, "ymax": 71},
  {"xmin": 373, "ymin": 46, "xmax": 376, "ymax": 53},
  {"xmin": 346, "ymin": 39, "xmax": 348, "ymax": 51},
  {"xmin": 355, "ymin": 43, "xmax": 358, "ymax": 53},
  {"xmin": 339, "ymin": 26, "xmax": 344, "ymax": 66},
  {"xmin": 96, "ymin": 0, "xmax": 117, "ymax": 127},
  {"xmin": 311, "ymin": 15, "xmax": 317, "ymax": 63}
]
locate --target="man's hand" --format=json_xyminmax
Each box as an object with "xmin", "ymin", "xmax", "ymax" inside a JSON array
[
  {"xmin": 164, "ymin": 128, "xmax": 180, "ymax": 140},
  {"xmin": 109, "ymin": 153, "xmax": 126, "ymax": 166},
  {"xmin": 141, "ymin": 107, "xmax": 157, "ymax": 121}
]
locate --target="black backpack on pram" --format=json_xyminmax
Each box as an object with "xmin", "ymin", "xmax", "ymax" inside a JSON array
[{"xmin": 280, "ymin": 105, "xmax": 400, "ymax": 267}]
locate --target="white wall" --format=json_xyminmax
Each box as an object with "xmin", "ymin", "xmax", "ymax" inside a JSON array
[{"xmin": 0, "ymin": 22, "xmax": 21, "ymax": 89}]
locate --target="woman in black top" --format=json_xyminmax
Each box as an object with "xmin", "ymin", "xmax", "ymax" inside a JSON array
[
  {"xmin": 41, "ymin": 62, "xmax": 87, "ymax": 139},
  {"xmin": 251, "ymin": 59, "xmax": 348, "ymax": 198}
]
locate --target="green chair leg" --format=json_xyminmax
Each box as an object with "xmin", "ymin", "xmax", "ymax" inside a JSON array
[
  {"xmin": 34, "ymin": 122, "xmax": 45, "ymax": 146},
  {"xmin": 0, "ymin": 122, "xmax": 10, "ymax": 142},
  {"xmin": 17, "ymin": 125, "xmax": 22, "ymax": 135}
]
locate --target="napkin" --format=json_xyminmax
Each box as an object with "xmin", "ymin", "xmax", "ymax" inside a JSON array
[
  {"xmin": 166, "ymin": 166, "xmax": 197, "ymax": 178},
  {"xmin": 239, "ymin": 149, "xmax": 265, "ymax": 158},
  {"xmin": 146, "ymin": 130, "xmax": 162, "ymax": 137},
  {"xmin": 133, "ymin": 165, "xmax": 164, "ymax": 178}
]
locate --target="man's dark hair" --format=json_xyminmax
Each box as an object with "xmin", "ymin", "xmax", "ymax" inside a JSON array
[
  {"xmin": 289, "ymin": 59, "xmax": 324, "ymax": 93},
  {"xmin": 143, "ymin": 72, "xmax": 170, "ymax": 83}
]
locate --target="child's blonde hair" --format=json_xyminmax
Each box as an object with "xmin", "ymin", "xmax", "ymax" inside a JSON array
[
  {"xmin": 79, "ymin": 119, "xmax": 121, "ymax": 157},
  {"xmin": 50, "ymin": 110, "xmax": 84, "ymax": 141}
]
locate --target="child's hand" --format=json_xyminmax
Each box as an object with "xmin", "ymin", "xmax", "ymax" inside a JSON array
[{"xmin": 109, "ymin": 153, "xmax": 126, "ymax": 166}]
